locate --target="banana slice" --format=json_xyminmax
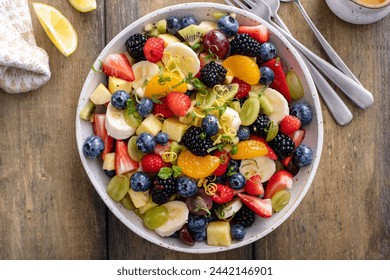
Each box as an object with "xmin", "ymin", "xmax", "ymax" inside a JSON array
[
  {"xmin": 239, "ymin": 156, "xmax": 276, "ymax": 183},
  {"xmin": 105, "ymin": 102, "xmax": 136, "ymax": 140},
  {"xmin": 216, "ymin": 197, "xmax": 243, "ymax": 220},
  {"xmin": 130, "ymin": 61, "xmax": 159, "ymax": 97},
  {"xmin": 221, "ymin": 107, "xmax": 241, "ymax": 131},
  {"xmin": 263, "ymin": 88, "xmax": 289, "ymax": 123},
  {"xmin": 162, "ymin": 42, "xmax": 200, "ymax": 78},
  {"xmin": 154, "ymin": 200, "xmax": 189, "ymax": 237}
]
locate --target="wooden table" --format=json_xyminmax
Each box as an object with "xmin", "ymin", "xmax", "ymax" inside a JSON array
[{"xmin": 1, "ymin": 0, "xmax": 389, "ymax": 260}]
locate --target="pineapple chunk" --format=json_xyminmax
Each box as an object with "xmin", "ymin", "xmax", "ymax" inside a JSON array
[
  {"xmin": 158, "ymin": 34, "xmax": 180, "ymax": 47},
  {"xmin": 102, "ymin": 152, "xmax": 115, "ymax": 171},
  {"xmin": 207, "ymin": 221, "xmax": 232, "ymax": 247},
  {"xmin": 162, "ymin": 117, "xmax": 189, "ymax": 142},
  {"xmin": 90, "ymin": 83, "xmax": 112, "ymax": 105},
  {"xmin": 136, "ymin": 114, "xmax": 163, "ymax": 136},
  {"xmin": 128, "ymin": 189, "xmax": 149, "ymax": 208},
  {"xmin": 108, "ymin": 76, "xmax": 133, "ymax": 93}
]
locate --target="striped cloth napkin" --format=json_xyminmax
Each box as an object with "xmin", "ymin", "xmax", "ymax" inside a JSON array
[{"xmin": 0, "ymin": 0, "xmax": 50, "ymax": 94}]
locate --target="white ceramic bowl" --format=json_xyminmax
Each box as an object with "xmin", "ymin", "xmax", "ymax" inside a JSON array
[{"xmin": 76, "ymin": 2, "xmax": 323, "ymax": 254}]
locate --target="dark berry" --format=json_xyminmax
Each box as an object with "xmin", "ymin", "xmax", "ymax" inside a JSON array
[
  {"xmin": 130, "ymin": 171, "xmax": 151, "ymax": 192},
  {"xmin": 231, "ymin": 224, "xmax": 246, "ymax": 240},
  {"xmin": 181, "ymin": 126, "xmax": 214, "ymax": 156},
  {"xmin": 125, "ymin": 33, "xmax": 147, "ymax": 61},
  {"xmin": 237, "ymin": 126, "xmax": 250, "ymax": 141},
  {"xmin": 200, "ymin": 61, "xmax": 227, "ymax": 88},
  {"xmin": 259, "ymin": 66, "xmax": 275, "ymax": 85},
  {"xmin": 176, "ymin": 176, "xmax": 197, "ymax": 197},
  {"xmin": 230, "ymin": 33, "xmax": 262, "ymax": 57},
  {"xmin": 217, "ymin": 15, "xmax": 239, "ymax": 37},
  {"xmin": 111, "ymin": 90, "xmax": 130, "ymax": 109},
  {"xmin": 268, "ymin": 133, "xmax": 295, "ymax": 159},
  {"xmin": 151, "ymin": 176, "xmax": 176, "ymax": 204},
  {"xmin": 166, "ymin": 16, "xmax": 181, "ymax": 34},
  {"xmin": 104, "ymin": 169, "xmax": 116, "ymax": 178},
  {"xmin": 259, "ymin": 42, "xmax": 277, "ymax": 62},
  {"xmin": 181, "ymin": 16, "xmax": 197, "ymax": 28},
  {"xmin": 192, "ymin": 229, "xmax": 207, "ymax": 242},
  {"xmin": 201, "ymin": 114, "xmax": 219, "ymax": 136},
  {"xmin": 155, "ymin": 132, "xmax": 169, "ymax": 145},
  {"xmin": 83, "ymin": 135, "xmax": 104, "ymax": 158},
  {"xmin": 233, "ymin": 205, "xmax": 255, "ymax": 227},
  {"xmin": 250, "ymin": 114, "xmax": 271, "ymax": 137},
  {"xmin": 136, "ymin": 98, "xmax": 153, "ymax": 117},
  {"xmin": 226, "ymin": 159, "xmax": 240, "ymax": 176},
  {"xmin": 290, "ymin": 103, "xmax": 313, "ymax": 125},
  {"xmin": 228, "ymin": 173, "xmax": 246, "ymax": 190},
  {"xmin": 136, "ymin": 132, "xmax": 156, "ymax": 153},
  {"xmin": 293, "ymin": 144, "xmax": 313, "ymax": 167},
  {"xmin": 187, "ymin": 215, "xmax": 208, "ymax": 233}
]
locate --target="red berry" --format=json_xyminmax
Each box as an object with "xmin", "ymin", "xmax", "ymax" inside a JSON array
[
  {"xmin": 237, "ymin": 193, "xmax": 272, "ymax": 218},
  {"xmin": 141, "ymin": 154, "xmax": 166, "ymax": 173},
  {"xmin": 211, "ymin": 184, "xmax": 235, "ymax": 204},
  {"xmin": 102, "ymin": 53, "xmax": 135, "ymax": 82},
  {"xmin": 232, "ymin": 77, "xmax": 251, "ymax": 99},
  {"xmin": 237, "ymin": 25, "xmax": 270, "ymax": 43},
  {"xmin": 152, "ymin": 97, "xmax": 174, "ymax": 118},
  {"xmin": 263, "ymin": 170, "xmax": 293, "ymax": 199},
  {"xmin": 166, "ymin": 92, "xmax": 191, "ymax": 117},
  {"xmin": 262, "ymin": 58, "xmax": 291, "ymax": 102},
  {"xmin": 280, "ymin": 115, "xmax": 301, "ymax": 135},
  {"xmin": 245, "ymin": 175, "xmax": 264, "ymax": 196},
  {"xmin": 143, "ymin": 37, "xmax": 164, "ymax": 63},
  {"xmin": 212, "ymin": 150, "xmax": 230, "ymax": 176}
]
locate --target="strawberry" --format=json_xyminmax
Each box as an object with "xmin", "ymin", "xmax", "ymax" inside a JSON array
[
  {"xmin": 166, "ymin": 92, "xmax": 191, "ymax": 116},
  {"xmin": 245, "ymin": 175, "xmax": 264, "ymax": 196},
  {"xmin": 212, "ymin": 150, "xmax": 230, "ymax": 176},
  {"xmin": 237, "ymin": 25, "xmax": 270, "ymax": 43},
  {"xmin": 232, "ymin": 77, "xmax": 251, "ymax": 99},
  {"xmin": 152, "ymin": 97, "xmax": 174, "ymax": 118},
  {"xmin": 93, "ymin": 114, "xmax": 114, "ymax": 160},
  {"xmin": 143, "ymin": 37, "xmax": 164, "ymax": 63},
  {"xmin": 237, "ymin": 193, "xmax": 272, "ymax": 218},
  {"xmin": 282, "ymin": 129, "xmax": 305, "ymax": 166},
  {"xmin": 211, "ymin": 184, "xmax": 235, "ymax": 204},
  {"xmin": 102, "ymin": 53, "xmax": 135, "ymax": 82},
  {"xmin": 115, "ymin": 140, "xmax": 139, "ymax": 175},
  {"xmin": 262, "ymin": 58, "xmax": 291, "ymax": 103},
  {"xmin": 141, "ymin": 154, "xmax": 168, "ymax": 173},
  {"xmin": 263, "ymin": 170, "xmax": 293, "ymax": 199},
  {"xmin": 280, "ymin": 115, "xmax": 301, "ymax": 135},
  {"xmin": 249, "ymin": 135, "xmax": 277, "ymax": 160}
]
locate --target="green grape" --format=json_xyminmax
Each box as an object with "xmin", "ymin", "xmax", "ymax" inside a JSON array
[
  {"xmin": 107, "ymin": 175, "xmax": 130, "ymax": 202},
  {"xmin": 286, "ymin": 70, "xmax": 304, "ymax": 100},
  {"xmin": 196, "ymin": 90, "xmax": 216, "ymax": 109},
  {"xmin": 124, "ymin": 110, "xmax": 142, "ymax": 128},
  {"xmin": 239, "ymin": 97, "xmax": 260, "ymax": 126},
  {"xmin": 120, "ymin": 193, "xmax": 135, "ymax": 210},
  {"xmin": 265, "ymin": 121, "xmax": 279, "ymax": 141},
  {"xmin": 271, "ymin": 190, "xmax": 291, "ymax": 212},
  {"xmin": 143, "ymin": 206, "xmax": 169, "ymax": 230},
  {"xmin": 128, "ymin": 136, "xmax": 145, "ymax": 161}
]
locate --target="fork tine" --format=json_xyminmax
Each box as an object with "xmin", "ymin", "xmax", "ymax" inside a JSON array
[
  {"xmin": 225, "ymin": 0, "xmax": 251, "ymax": 12},
  {"xmin": 241, "ymin": 0, "xmax": 256, "ymax": 8}
]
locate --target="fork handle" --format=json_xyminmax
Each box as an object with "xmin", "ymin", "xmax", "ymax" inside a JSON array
[{"xmin": 295, "ymin": 1, "xmax": 361, "ymax": 85}]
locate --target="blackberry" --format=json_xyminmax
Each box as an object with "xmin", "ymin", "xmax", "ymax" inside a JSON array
[
  {"xmin": 181, "ymin": 126, "xmax": 214, "ymax": 156},
  {"xmin": 230, "ymin": 34, "xmax": 262, "ymax": 57},
  {"xmin": 268, "ymin": 132, "xmax": 295, "ymax": 159},
  {"xmin": 125, "ymin": 33, "xmax": 147, "ymax": 61},
  {"xmin": 233, "ymin": 205, "xmax": 255, "ymax": 228},
  {"xmin": 151, "ymin": 176, "xmax": 176, "ymax": 204},
  {"xmin": 249, "ymin": 114, "xmax": 271, "ymax": 137},
  {"xmin": 200, "ymin": 61, "xmax": 227, "ymax": 88}
]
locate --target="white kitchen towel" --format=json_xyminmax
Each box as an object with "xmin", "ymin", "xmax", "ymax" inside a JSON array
[{"xmin": 0, "ymin": 0, "xmax": 50, "ymax": 94}]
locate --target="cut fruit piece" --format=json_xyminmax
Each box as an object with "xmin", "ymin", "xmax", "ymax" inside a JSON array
[
  {"xmin": 177, "ymin": 150, "xmax": 220, "ymax": 179},
  {"xmin": 102, "ymin": 53, "xmax": 135, "ymax": 83},
  {"xmin": 154, "ymin": 201, "xmax": 189, "ymax": 237},
  {"xmin": 239, "ymin": 97, "xmax": 260, "ymax": 126},
  {"xmin": 162, "ymin": 117, "xmax": 189, "ymax": 142},
  {"xmin": 230, "ymin": 140, "xmax": 268, "ymax": 160},
  {"xmin": 90, "ymin": 83, "xmax": 112, "ymax": 105},
  {"xmin": 162, "ymin": 42, "xmax": 200, "ymax": 77},
  {"xmin": 135, "ymin": 114, "xmax": 163, "ymax": 136},
  {"xmin": 263, "ymin": 170, "xmax": 293, "ymax": 199},
  {"xmin": 144, "ymin": 71, "xmax": 187, "ymax": 98},
  {"xmin": 239, "ymin": 156, "xmax": 276, "ymax": 183},
  {"xmin": 263, "ymin": 87, "xmax": 289, "ymax": 124},
  {"xmin": 158, "ymin": 33, "xmax": 180, "ymax": 47},
  {"xmin": 271, "ymin": 190, "xmax": 291, "ymax": 212},
  {"xmin": 106, "ymin": 175, "xmax": 130, "ymax": 202},
  {"xmin": 115, "ymin": 140, "xmax": 139, "ymax": 175},
  {"xmin": 130, "ymin": 61, "xmax": 159, "ymax": 93},
  {"xmin": 238, "ymin": 193, "xmax": 272, "ymax": 218},
  {"xmin": 222, "ymin": 55, "xmax": 260, "ymax": 85},
  {"xmin": 105, "ymin": 103, "xmax": 136, "ymax": 140},
  {"xmin": 215, "ymin": 197, "xmax": 243, "ymax": 220},
  {"xmin": 178, "ymin": 24, "xmax": 208, "ymax": 46},
  {"xmin": 33, "ymin": 3, "xmax": 78, "ymax": 56},
  {"xmin": 108, "ymin": 76, "xmax": 132, "ymax": 94},
  {"xmin": 207, "ymin": 221, "xmax": 232, "ymax": 247},
  {"xmin": 128, "ymin": 189, "xmax": 149, "ymax": 208},
  {"xmin": 79, "ymin": 100, "xmax": 95, "ymax": 121},
  {"xmin": 68, "ymin": 0, "xmax": 96, "ymax": 12}
]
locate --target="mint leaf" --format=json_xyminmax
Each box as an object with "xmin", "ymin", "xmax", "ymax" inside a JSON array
[
  {"xmin": 172, "ymin": 166, "xmax": 182, "ymax": 178},
  {"xmin": 158, "ymin": 167, "xmax": 173, "ymax": 179}
]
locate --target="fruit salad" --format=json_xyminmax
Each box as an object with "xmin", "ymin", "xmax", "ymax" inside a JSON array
[{"xmin": 79, "ymin": 12, "xmax": 314, "ymax": 247}]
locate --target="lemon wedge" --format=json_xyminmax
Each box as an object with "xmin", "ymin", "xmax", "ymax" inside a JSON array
[
  {"xmin": 68, "ymin": 0, "xmax": 97, "ymax": 13},
  {"xmin": 33, "ymin": 3, "xmax": 78, "ymax": 57}
]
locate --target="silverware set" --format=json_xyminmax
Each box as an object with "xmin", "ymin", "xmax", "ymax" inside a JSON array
[{"xmin": 224, "ymin": 0, "xmax": 375, "ymax": 125}]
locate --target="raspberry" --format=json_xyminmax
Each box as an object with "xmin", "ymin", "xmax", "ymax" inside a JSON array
[
  {"xmin": 141, "ymin": 154, "xmax": 166, "ymax": 173},
  {"xmin": 152, "ymin": 97, "xmax": 174, "ymax": 118},
  {"xmin": 232, "ymin": 77, "xmax": 251, "ymax": 99},
  {"xmin": 199, "ymin": 61, "xmax": 227, "ymax": 88},
  {"xmin": 268, "ymin": 132, "xmax": 295, "ymax": 159},
  {"xmin": 166, "ymin": 92, "xmax": 191, "ymax": 117},
  {"xmin": 280, "ymin": 115, "xmax": 301, "ymax": 135},
  {"xmin": 151, "ymin": 176, "xmax": 176, "ymax": 204},
  {"xmin": 125, "ymin": 33, "xmax": 147, "ymax": 61},
  {"xmin": 212, "ymin": 150, "xmax": 230, "ymax": 176},
  {"xmin": 230, "ymin": 33, "xmax": 262, "ymax": 57},
  {"xmin": 181, "ymin": 126, "xmax": 214, "ymax": 156},
  {"xmin": 143, "ymin": 37, "xmax": 164, "ymax": 63}
]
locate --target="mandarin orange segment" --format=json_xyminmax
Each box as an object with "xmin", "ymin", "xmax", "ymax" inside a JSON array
[
  {"xmin": 222, "ymin": 55, "xmax": 260, "ymax": 85},
  {"xmin": 144, "ymin": 71, "xmax": 187, "ymax": 98},
  {"xmin": 177, "ymin": 150, "xmax": 220, "ymax": 179},
  {"xmin": 230, "ymin": 140, "xmax": 268, "ymax": 160}
]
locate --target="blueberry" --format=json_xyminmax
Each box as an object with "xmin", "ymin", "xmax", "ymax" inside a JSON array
[
  {"xmin": 237, "ymin": 126, "xmax": 250, "ymax": 141},
  {"xmin": 111, "ymin": 90, "xmax": 130, "ymax": 109},
  {"xmin": 217, "ymin": 15, "xmax": 239, "ymax": 37},
  {"xmin": 136, "ymin": 98, "xmax": 153, "ymax": 117},
  {"xmin": 259, "ymin": 66, "xmax": 275, "ymax": 85},
  {"xmin": 231, "ymin": 224, "xmax": 246, "ymax": 240},
  {"xmin": 228, "ymin": 173, "xmax": 246, "ymax": 190},
  {"xmin": 181, "ymin": 16, "xmax": 197, "ymax": 28},
  {"xmin": 170, "ymin": 230, "xmax": 180, "ymax": 238},
  {"xmin": 166, "ymin": 16, "xmax": 181, "ymax": 34},
  {"xmin": 290, "ymin": 103, "xmax": 313, "ymax": 125},
  {"xmin": 136, "ymin": 132, "xmax": 156, "ymax": 153},
  {"xmin": 192, "ymin": 229, "xmax": 207, "ymax": 242},
  {"xmin": 187, "ymin": 215, "xmax": 208, "ymax": 233},
  {"xmin": 201, "ymin": 114, "xmax": 219, "ymax": 136},
  {"xmin": 176, "ymin": 176, "xmax": 197, "ymax": 197},
  {"xmin": 293, "ymin": 144, "xmax": 313, "ymax": 167},
  {"xmin": 227, "ymin": 159, "xmax": 240, "ymax": 176},
  {"xmin": 130, "ymin": 171, "xmax": 151, "ymax": 192},
  {"xmin": 155, "ymin": 132, "xmax": 169, "ymax": 145},
  {"xmin": 104, "ymin": 169, "xmax": 116, "ymax": 178},
  {"xmin": 82, "ymin": 135, "xmax": 104, "ymax": 158},
  {"xmin": 259, "ymin": 42, "xmax": 277, "ymax": 62},
  {"xmin": 214, "ymin": 174, "xmax": 227, "ymax": 184}
]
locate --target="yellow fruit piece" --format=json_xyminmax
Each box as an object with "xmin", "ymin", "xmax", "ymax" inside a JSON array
[
  {"xmin": 231, "ymin": 140, "xmax": 268, "ymax": 160},
  {"xmin": 207, "ymin": 221, "xmax": 232, "ymax": 247},
  {"xmin": 177, "ymin": 150, "xmax": 220, "ymax": 179},
  {"xmin": 222, "ymin": 55, "xmax": 260, "ymax": 85},
  {"xmin": 68, "ymin": 0, "xmax": 97, "ymax": 12},
  {"xmin": 33, "ymin": 3, "xmax": 78, "ymax": 57},
  {"xmin": 144, "ymin": 71, "xmax": 187, "ymax": 98}
]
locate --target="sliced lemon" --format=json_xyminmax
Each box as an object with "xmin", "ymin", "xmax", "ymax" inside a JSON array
[
  {"xmin": 68, "ymin": 0, "xmax": 97, "ymax": 13},
  {"xmin": 33, "ymin": 3, "xmax": 78, "ymax": 57}
]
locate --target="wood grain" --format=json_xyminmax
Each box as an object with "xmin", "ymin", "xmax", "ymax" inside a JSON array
[{"xmin": 0, "ymin": 0, "xmax": 389, "ymax": 259}]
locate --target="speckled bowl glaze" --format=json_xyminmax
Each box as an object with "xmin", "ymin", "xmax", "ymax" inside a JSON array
[
  {"xmin": 76, "ymin": 2, "xmax": 323, "ymax": 253},
  {"xmin": 325, "ymin": 0, "xmax": 390, "ymax": 24}
]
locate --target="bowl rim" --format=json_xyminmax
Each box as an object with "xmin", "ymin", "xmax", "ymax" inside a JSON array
[{"xmin": 75, "ymin": 2, "xmax": 324, "ymax": 254}]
